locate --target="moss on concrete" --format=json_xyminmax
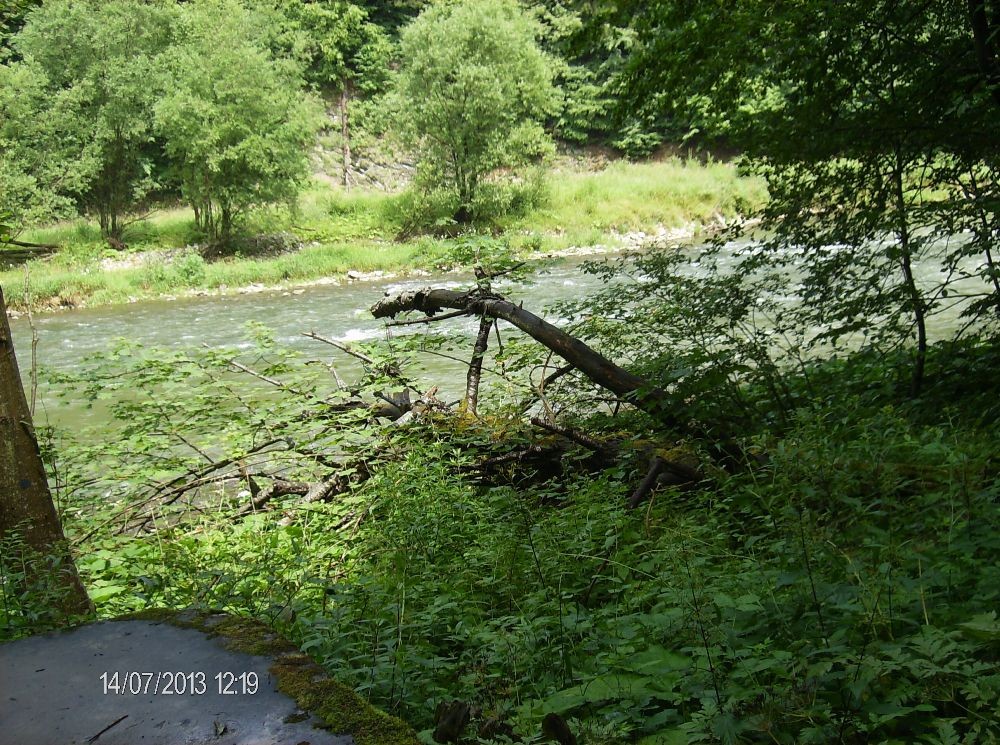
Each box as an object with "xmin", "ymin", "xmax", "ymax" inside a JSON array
[
  {"xmin": 270, "ymin": 654, "xmax": 419, "ymax": 745},
  {"xmin": 115, "ymin": 609, "xmax": 419, "ymax": 745}
]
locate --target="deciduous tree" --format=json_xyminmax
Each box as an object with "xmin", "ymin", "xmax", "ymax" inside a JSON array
[
  {"xmin": 2, "ymin": 0, "xmax": 175, "ymax": 241},
  {"xmin": 392, "ymin": 0, "xmax": 559, "ymax": 223},
  {"xmin": 154, "ymin": 0, "xmax": 322, "ymax": 245},
  {"xmin": 620, "ymin": 0, "xmax": 1000, "ymax": 394},
  {"xmin": 272, "ymin": 0, "xmax": 391, "ymax": 188}
]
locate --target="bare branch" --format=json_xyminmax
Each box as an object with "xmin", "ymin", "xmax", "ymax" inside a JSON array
[
  {"xmin": 386, "ymin": 309, "xmax": 470, "ymax": 327},
  {"xmin": 529, "ymin": 416, "xmax": 609, "ymax": 453},
  {"xmin": 465, "ymin": 316, "xmax": 492, "ymax": 416},
  {"xmin": 628, "ymin": 457, "xmax": 666, "ymax": 509},
  {"xmin": 302, "ymin": 331, "xmax": 376, "ymax": 365},
  {"xmin": 235, "ymin": 479, "xmax": 310, "ymax": 518},
  {"xmin": 372, "ymin": 287, "xmax": 676, "ymax": 427}
]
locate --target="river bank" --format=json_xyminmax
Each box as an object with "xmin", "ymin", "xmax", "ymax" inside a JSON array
[
  {"xmin": 4, "ymin": 223, "xmax": 699, "ymax": 319},
  {"xmin": 1, "ymin": 159, "xmax": 765, "ymax": 315}
]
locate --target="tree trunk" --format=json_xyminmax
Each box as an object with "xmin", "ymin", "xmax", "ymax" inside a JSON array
[
  {"xmin": 891, "ymin": 150, "xmax": 927, "ymax": 396},
  {"xmin": 967, "ymin": 0, "xmax": 1000, "ymax": 109},
  {"xmin": 0, "ymin": 287, "xmax": 92, "ymax": 620},
  {"xmin": 371, "ymin": 288, "xmax": 678, "ymax": 427},
  {"xmin": 219, "ymin": 203, "xmax": 233, "ymax": 245},
  {"xmin": 465, "ymin": 316, "xmax": 492, "ymax": 416},
  {"xmin": 963, "ymin": 167, "xmax": 1000, "ymax": 315},
  {"xmin": 340, "ymin": 85, "xmax": 352, "ymax": 190}
]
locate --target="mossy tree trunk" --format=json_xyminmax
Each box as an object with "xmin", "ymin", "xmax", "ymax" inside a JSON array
[{"xmin": 0, "ymin": 287, "xmax": 92, "ymax": 620}]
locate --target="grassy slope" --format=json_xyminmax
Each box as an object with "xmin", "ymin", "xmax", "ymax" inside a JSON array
[
  {"xmin": 0, "ymin": 158, "xmax": 765, "ymax": 312},
  {"xmin": 522, "ymin": 158, "xmax": 762, "ymax": 236}
]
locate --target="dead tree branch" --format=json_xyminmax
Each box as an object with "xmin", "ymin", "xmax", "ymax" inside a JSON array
[
  {"xmin": 386, "ymin": 309, "xmax": 469, "ymax": 327},
  {"xmin": 465, "ymin": 316, "xmax": 492, "ymax": 416},
  {"xmin": 627, "ymin": 454, "xmax": 703, "ymax": 509},
  {"xmin": 73, "ymin": 439, "xmax": 292, "ymax": 544},
  {"xmin": 212, "ymin": 350, "xmax": 306, "ymax": 397},
  {"xmin": 530, "ymin": 416, "xmax": 609, "ymax": 453},
  {"xmin": 628, "ymin": 457, "xmax": 667, "ymax": 509},
  {"xmin": 237, "ymin": 479, "xmax": 310, "ymax": 517},
  {"xmin": 2, "ymin": 238, "xmax": 60, "ymax": 250},
  {"xmin": 302, "ymin": 331, "xmax": 376, "ymax": 365},
  {"xmin": 371, "ymin": 288, "xmax": 676, "ymax": 427}
]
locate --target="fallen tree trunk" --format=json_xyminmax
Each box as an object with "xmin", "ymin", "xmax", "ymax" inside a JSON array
[
  {"xmin": 0, "ymin": 239, "xmax": 59, "ymax": 266},
  {"xmin": 238, "ymin": 479, "xmax": 310, "ymax": 516},
  {"xmin": 2, "ymin": 238, "xmax": 60, "ymax": 250},
  {"xmin": 371, "ymin": 288, "xmax": 679, "ymax": 428}
]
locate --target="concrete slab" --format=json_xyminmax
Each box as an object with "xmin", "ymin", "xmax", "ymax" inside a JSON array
[{"xmin": 0, "ymin": 618, "xmax": 354, "ymax": 745}]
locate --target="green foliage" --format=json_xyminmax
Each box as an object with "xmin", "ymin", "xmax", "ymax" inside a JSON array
[
  {"xmin": 0, "ymin": 0, "xmax": 37, "ymax": 58},
  {"xmin": 7, "ymin": 3, "xmax": 1000, "ymax": 742},
  {"xmin": 0, "ymin": 0, "xmax": 175, "ymax": 238},
  {"xmin": 4, "ymin": 321, "xmax": 994, "ymax": 743},
  {"xmin": 392, "ymin": 0, "xmax": 560, "ymax": 224},
  {"xmin": 0, "ymin": 1, "xmax": 24, "ymax": 45},
  {"xmin": 272, "ymin": 0, "xmax": 391, "ymax": 94},
  {"xmin": 0, "ymin": 529, "xmax": 89, "ymax": 637},
  {"xmin": 535, "ymin": 0, "xmax": 669, "ymax": 155},
  {"xmin": 154, "ymin": 0, "xmax": 323, "ymax": 246},
  {"xmin": 140, "ymin": 249, "xmax": 206, "ymax": 290},
  {"xmin": 621, "ymin": 1, "xmax": 1000, "ymax": 392},
  {"xmin": 2, "ymin": 160, "xmax": 762, "ymax": 310},
  {"xmin": 0, "ymin": 207, "xmax": 12, "ymax": 243},
  {"xmin": 625, "ymin": 5, "xmax": 1000, "ymax": 406}
]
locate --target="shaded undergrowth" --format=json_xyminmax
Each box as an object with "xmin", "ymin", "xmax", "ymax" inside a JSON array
[{"xmin": 4, "ymin": 340, "xmax": 997, "ymax": 744}]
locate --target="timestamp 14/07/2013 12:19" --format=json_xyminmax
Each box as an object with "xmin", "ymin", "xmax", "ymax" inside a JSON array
[{"xmin": 99, "ymin": 670, "xmax": 259, "ymax": 696}]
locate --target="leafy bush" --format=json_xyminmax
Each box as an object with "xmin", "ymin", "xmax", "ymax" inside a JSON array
[
  {"xmin": 471, "ymin": 169, "xmax": 550, "ymax": 224},
  {"xmin": 387, "ymin": 187, "xmax": 462, "ymax": 238},
  {"xmin": 172, "ymin": 250, "xmax": 206, "ymax": 285},
  {"xmin": 391, "ymin": 0, "xmax": 559, "ymax": 225},
  {"xmin": 20, "ymin": 332, "xmax": 999, "ymax": 743}
]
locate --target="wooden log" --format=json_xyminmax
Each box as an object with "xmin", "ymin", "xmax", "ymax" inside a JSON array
[
  {"xmin": 371, "ymin": 288, "xmax": 678, "ymax": 427},
  {"xmin": 627, "ymin": 456, "xmax": 667, "ymax": 509},
  {"xmin": 3, "ymin": 238, "xmax": 60, "ymax": 250}
]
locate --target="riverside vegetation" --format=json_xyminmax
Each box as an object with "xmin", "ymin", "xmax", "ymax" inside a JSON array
[
  {"xmin": 5, "ymin": 310, "xmax": 999, "ymax": 744},
  {"xmin": 0, "ymin": 159, "xmax": 764, "ymax": 312},
  {"xmin": 2, "ymin": 1, "xmax": 999, "ymax": 744}
]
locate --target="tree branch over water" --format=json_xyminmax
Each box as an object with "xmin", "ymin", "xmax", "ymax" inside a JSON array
[{"xmin": 371, "ymin": 287, "xmax": 679, "ymax": 428}]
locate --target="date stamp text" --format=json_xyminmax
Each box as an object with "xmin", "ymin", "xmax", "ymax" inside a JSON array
[{"xmin": 99, "ymin": 671, "xmax": 259, "ymax": 696}]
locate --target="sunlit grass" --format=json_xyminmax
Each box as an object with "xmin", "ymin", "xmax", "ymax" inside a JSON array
[
  {"xmin": 2, "ymin": 159, "xmax": 766, "ymax": 311},
  {"xmin": 522, "ymin": 158, "xmax": 766, "ymax": 235},
  {"xmin": 3, "ymin": 240, "xmax": 451, "ymax": 311}
]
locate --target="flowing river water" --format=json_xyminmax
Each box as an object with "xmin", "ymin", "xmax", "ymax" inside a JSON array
[
  {"xmin": 7, "ymin": 257, "xmax": 613, "ymax": 428},
  {"xmin": 7, "ymin": 244, "xmax": 982, "ymax": 429}
]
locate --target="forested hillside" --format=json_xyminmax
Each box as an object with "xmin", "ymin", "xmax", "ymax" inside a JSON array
[{"xmin": 2, "ymin": 2, "xmax": 999, "ymax": 744}]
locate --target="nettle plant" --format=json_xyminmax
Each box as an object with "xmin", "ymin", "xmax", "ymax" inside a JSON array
[{"xmin": 21, "ymin": 308, "xmax": 1000, "ymax": 743}]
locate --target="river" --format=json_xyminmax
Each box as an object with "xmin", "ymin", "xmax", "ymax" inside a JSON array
[
  {"xmin": 7, "ymin": 243, "xmax": 985, "ymax": 429},
  {"xmin": 7, "ymin": 257, "xmax": 612, "ymax": 426}
]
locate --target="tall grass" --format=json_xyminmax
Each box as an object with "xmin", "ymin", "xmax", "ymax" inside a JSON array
[
  {"xmin": 4, "ymin": 240, "xmax": 450, "ymax": 311},
  {"xmin": 2, "ymin": 159, "xmax": 766, "ymax": 311},
  {"xmin": 19, "ymin": 206, "xmax": 199, "ymax": 254},
  {"xmin": 522, "ymin": 158, "xmax": 766, "ymax": 235}
]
